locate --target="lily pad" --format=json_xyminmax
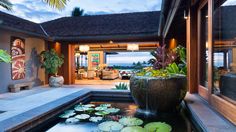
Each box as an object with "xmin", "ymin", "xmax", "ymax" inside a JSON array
[
  {"xmin": 89, "ymin": 116, "xmax": 103, "ymax": 123},
  {"xmin": 95, "ymin": 106, "xmax": 108, "ymax": 111},
  {"xmin": 83, "ymin": 104, "xmax": 95, "ymax": 108},
  {"xmin": 98, "ymin": 121, "xmax": 124, "ymax": 131},
  {"xmin": 119, "ymin": 117, "xmax": 143, "ymax": 126},
  {"xmin": 121, "ymin": 126, "xmax": 146, "ymax": 132},
  {"xmin": 100, "ymin": 104, "xmax": 111, "ymax": 107},
  {"xmin": 95, "ymin": 111, "xmax": 110, "ymax": 116},
  {"xmin": 75, "ymin": 114, "xmax": 90, "ymax": 120},
  {"xmin": 105, "ymin": 108, "xmax": 120, "ymax": 113},
  {"xmin": 144, "ymin": 122, "xmax": 172, "ymax": 132},
  {"xmin": 65, "ymin": 117, "xmax": 79, "ymax": 124},
  {"xmin": 59, "ymin": 110, "xmax": 76, "ymax": 118},
  {"xmin": 74, "ymin": 106, "xmax": 94, "ymax": 112}
]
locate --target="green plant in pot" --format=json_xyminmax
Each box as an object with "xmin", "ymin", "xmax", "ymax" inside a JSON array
[
  {"xmin": 130, "ymin": 45, "xmax": 187, "ymax": 113},
  {"xmin": 0, "ymin": 49, "xmax": 11, "ymax": 63},
  {"xmin": 40, "ymin": 49, "xmax": 64, "ymax": 87}
]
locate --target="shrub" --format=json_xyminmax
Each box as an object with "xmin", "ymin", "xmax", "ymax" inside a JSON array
[
  {"xmin": 0, "ymin": 49, "xmax": 11, "ymax": 63},
  {"xmin": 113, "ymin": 83, "xmax": 128, "ymax": 90},
  {"xmin": 40, "ymin": 49, "xmax": 64, "ymax": 76}
]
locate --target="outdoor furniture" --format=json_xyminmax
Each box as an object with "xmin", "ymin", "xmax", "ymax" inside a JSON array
[
  {"xmin": 220, "ymin": 73, "xmax": 236, "ymax": 101},
  {"xmin": 77, "ymin": 73, "xmax": 84, "ymax": 80},
  {"xmin": 101, "ymin": 70, "xmax": 119, "ymax": 80},
  {"xmin": 8, "ymin": 81, "xmax": 34, "ymax": 93},
  {"xmin": 120, "ymin": 70, "xmax": 133, "ymax": 80},
  {"xmin": 87, "ymin": 70, "xmax": 95, "ymax": 79}
]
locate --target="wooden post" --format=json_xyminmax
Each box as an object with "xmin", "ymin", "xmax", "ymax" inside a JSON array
[
  {"xmin": 186, "ymin": 5, "xmax": 198, "ymax": 93},
  {"xmin": 60, "ymin": 44, "xmax": 75, "ymax": 85}
]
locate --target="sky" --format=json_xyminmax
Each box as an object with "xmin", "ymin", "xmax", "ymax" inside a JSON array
[
  {"xmin": 0, "ymin": 0, "xmax": 162, "ymax": 23},
  {"xmin": 107, "ymin": 52, "xmax": 153, "ymax": 66}
]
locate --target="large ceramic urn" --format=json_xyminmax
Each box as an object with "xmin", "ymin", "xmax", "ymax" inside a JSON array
[
  {"xmin": 49, "ymin": 76, "xmax": 64, "ymax": 87},
  {"xmin": 130, "ymin": 75, "xmax": 187, "ymax": 113}
]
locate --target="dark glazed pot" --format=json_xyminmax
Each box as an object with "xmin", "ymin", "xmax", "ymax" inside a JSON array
[{"xmin": 130, "ymin": 75, "xmax": 187, "ymax": 113}]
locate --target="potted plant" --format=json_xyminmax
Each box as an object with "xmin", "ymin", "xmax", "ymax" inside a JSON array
[
  {"xmin": 40, "ymin": 49, "xmax": 64, "ymax": 87},
  {"xmin": 130, "ymin": 45, "xmax": 187, "ymax": 113},
  {"xmin": 0, "ymin": 49, "xmax": 11, "ymax": 63}
]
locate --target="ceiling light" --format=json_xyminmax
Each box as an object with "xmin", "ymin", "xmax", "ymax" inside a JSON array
[
  {"xmin": 75, "ymin": 52, "xmax": 80, "ymax": 57},
  {"xmin": 127, "ymin": 44, "xmax": 139, "ymax": 51},
  {"xmin": 79, "ymin": 45, "xmax": 90, "ymax": 52}
]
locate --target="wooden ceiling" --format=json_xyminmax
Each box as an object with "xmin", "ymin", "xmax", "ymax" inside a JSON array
[{"xmin": 74, "ymin": 42, "xmax": 159, "ymax": 52}]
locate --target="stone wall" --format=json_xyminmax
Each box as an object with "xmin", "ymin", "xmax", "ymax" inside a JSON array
[{"xmin": 0, "ymin": 30, "xmax": 46, "ymax": 93}]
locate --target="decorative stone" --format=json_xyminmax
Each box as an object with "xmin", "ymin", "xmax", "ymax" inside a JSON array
[
  {"xmin": 49, "ymin": 76, "xmax": 64, "ymax": 87},
  {"xmin": 130, "ymin": 75, "xmax": 187, "ymax": 113}
]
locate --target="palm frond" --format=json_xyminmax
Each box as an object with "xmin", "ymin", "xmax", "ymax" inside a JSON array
[
  {"xmin": 0, "ymin": 0, "xmax": 12, "ymax": 10},
  {"xmin": 43, "ymin": 0, "xmax": 68, "ymax": 10}
]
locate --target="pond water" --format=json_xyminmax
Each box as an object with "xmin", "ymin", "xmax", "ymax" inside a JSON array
[{"xmin": 37, "ymin": 101, "xmax": 195, "ymax": 132}]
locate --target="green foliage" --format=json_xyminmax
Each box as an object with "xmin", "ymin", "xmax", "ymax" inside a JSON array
[
  {"xmin": 0, "ymin": 0, "xmax": 12, "ymax": 10},
  {"xmin": 113, "ymin": 83, "xmax": 128, "ymax": 90},
  {"xmin": 43, "ymin": 0, "xmax": 68, "ymax": 10},
  {"xmin": 40, "ymin": 49, "xmax": 64, "ymax": 76},
  {"xmin": 1, "ymin": 0, "xmax": 69, "ymax": 10},
  {"xmin": 166, "ymin": 63, "xmax": 186, "ymax": 75},
  {"xmin": 0, "ymin": 49, "xmax": 11, "ymax": 63},
  {"xmin": 72, "ymin": 7, "xmax": 84, "ymax": 16},
  {"xmin": 176, "ymin": 45, "xmax": 186, "ymax": 65},
  {"xmin": 136, "ymin": 67, "xmax": 168, "ymax": 77}
]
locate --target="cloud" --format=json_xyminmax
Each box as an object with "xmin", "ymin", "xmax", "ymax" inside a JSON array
[
  {"xmin": 107, "ymin": 52, "xmax": 153, "ymax": 64},
  {"xmin": 223, "ymin": 0, "xmax": 236, "ymax": 6},
  {"xmin": 1, "ymin": 0, "xmax": 161, "ymax": 23}
]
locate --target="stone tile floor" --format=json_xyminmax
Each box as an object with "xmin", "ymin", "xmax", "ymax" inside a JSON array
[
  {"xmin": 185, "ymin": 94, "xmax": 236, "ymax": 132},
  {"xmin": 0, "ymin": 84, "xmax": 117, "ymax": 122}
]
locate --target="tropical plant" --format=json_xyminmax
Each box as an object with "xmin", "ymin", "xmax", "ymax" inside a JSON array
[
  {"xmin": 0, "ymin": 49, "xmax": 11, "ymax": 63},
  {"xmin": 0, "ymin": 0, "xmax": 12, "ymax": 10},
  {"xmin": 148, "ymin": 45, "xmax": 178, "ymax": 70},
  {"xmin": 0, "ymin": 0, "xmax": 69, "ymax": 10},
  {"xmin": 71, "ymin": 7, "xmax": 84, "ymax": 16},
  {"xmin": 113, "ymin": 83, "xmax": 128, "ymax": 90},
  {"xmin": 166, "ymin": 62, "xmax": 186, "ymax": 75},
  {"xmin": 137, "ymin": 45, "xmax": 187, "ymax": 77},
  {"xmin": 40, "ymin": 49, "xmax": 64, "ymax": 76},
  {"xmin": 43, "ymin": 0, "xmax": 68, "ymax": 10}
]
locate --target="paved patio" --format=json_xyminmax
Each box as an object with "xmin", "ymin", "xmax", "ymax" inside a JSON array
[{"xmin": 0, "ymin": 84, "xmax": 122, "ymax": 122}]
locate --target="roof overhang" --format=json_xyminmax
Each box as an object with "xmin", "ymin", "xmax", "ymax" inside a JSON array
[
  {"xmin": 0, "ymin": 25, "xmax": 51, "ymax": 40},
  {"xmin": 158, "ymin": 0, "xmax": 184, "ymax": 38},
  {"xmin": 52, "ymin": 32, "xmax": 159, "ymax": 43}
]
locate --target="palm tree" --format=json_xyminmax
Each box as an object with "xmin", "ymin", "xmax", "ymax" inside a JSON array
[
  {"xmin": 0, "ymin": 0, "xmax": 12, "ymax": 10},
  {"xmin": 43, "ymin": 0, "xmax": 68, "ymax": 10},
  {"xmin": 0, "ymin": 0, "xmax": 69, "ymax": 10},
  {"xmin": 71, "ymin": 7, "xmax": 84, "ymax": 16}
]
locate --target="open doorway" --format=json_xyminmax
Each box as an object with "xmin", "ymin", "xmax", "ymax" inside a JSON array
[{"xmin": 73, "ymin": 43, "xmax": 157, "ymax": 88}]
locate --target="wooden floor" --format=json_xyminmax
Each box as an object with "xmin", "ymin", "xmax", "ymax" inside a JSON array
[{"xmin": 75, "ymin": 78, "xmax": 129, "ymax": 85}]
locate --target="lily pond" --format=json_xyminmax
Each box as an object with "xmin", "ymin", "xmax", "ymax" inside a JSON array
[{"xmin": 39, "ymin": 102, "xmax": 195, "ymax": 132}]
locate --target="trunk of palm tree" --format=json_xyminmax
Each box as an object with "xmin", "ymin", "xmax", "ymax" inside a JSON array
[{"xmin": 0, "ymin": 0, "xmax": 68, "ymax": 10}]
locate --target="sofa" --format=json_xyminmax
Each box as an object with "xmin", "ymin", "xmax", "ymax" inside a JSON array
[{"xmin": 101, "ymin": 70, "xmax": 119, "ymax": 80}]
